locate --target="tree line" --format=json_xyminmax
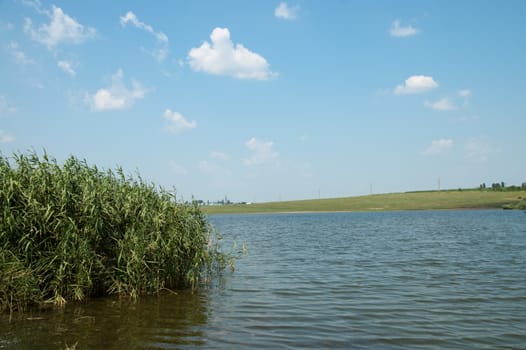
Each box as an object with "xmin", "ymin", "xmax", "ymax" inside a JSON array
[{"xmin": 479, "ymin": 181, "xmax": 526, "ymax": 191}]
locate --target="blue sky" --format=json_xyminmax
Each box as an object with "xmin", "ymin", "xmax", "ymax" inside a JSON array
[{"xmin": 1, "ymin": 0, "xmax": 525, "ymax": 203}]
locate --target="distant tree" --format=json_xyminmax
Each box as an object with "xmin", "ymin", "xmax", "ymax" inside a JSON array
[{"xmin": 522, "ymin": 182, "xmax": 526, "ymax": 190}]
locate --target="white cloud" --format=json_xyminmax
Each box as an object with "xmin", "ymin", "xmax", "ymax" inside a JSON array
[
  {"xmin": 424, "ymin": 97, "xmax": 457, "ymax": 111},
  {"xmin": 163, "ymin": 109, "xmax": 197, "ymax": 133},
  {"xmin": 423, "ymin": 139, "xmax": 454, "ymax": 155},
  {"xmin": 394, "ymin": 75, "xmax": 438, "ymax": 95},
  {"xmin": 0, "ymin": 130, "xmax": 15, "ymax": 144},
  {"xmin": 120, "ymin": 11, "xmax": 153, "ymax": 33},
  {"xmin": 120, "ymin": 11, "xmax": 168, "ymax": 62},
  {"xmin": 24, "ymin": 5, "xmax": 95, "ymax": 48},
  {"xmin": 465, "ymin": 138, "xmax": 494, "ymax": 162},
  {"xmin": 8, "ymin": 41, "xmax": 35, "ymax": 65},
  {"xmin": 275, "ymin": 2, "xmax": 300, "ymax": 20},
  {"xmin": 188, "ymin": 27, "xmax": 276, "ymax": 80},
  {"xmin": 244, "ymin": 137, "xmax": 279, "ymax": 166},
  {"xmin": 57, "ymin": 60, "xmax": 76, "ymax": 76},
  {"xmin": 389, "ymin": 20, "xmax": 419, "ymax": 37},
  {"xmin": 86, "ymin": 69, "xmax": 146, "ymax": 111},
  {"xmin": 90, "ymin": 90, "xmax": 125, "ymax": 110}
]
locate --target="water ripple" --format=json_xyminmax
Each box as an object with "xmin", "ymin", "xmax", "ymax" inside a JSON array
[
  {"xmin": 2, "ymin": 210, "xmax": 525, "ymax": 349},
  {"xmin": 204, "ymin": 210, "xmax": 526, "ymax": 349}
]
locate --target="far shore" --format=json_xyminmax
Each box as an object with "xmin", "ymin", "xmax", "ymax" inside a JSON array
[
  {"xmin": 223, "ymin": 207, "xmax": 505, "ymax": 215},
  {"xmin": 202, "ymin": 189, "xmax": 526, "ymax": 215}
]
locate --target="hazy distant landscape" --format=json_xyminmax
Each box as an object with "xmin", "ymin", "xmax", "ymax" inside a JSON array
[{"xmin": 204, "ymin": 188, "xmax": 526, "ymax": 214}]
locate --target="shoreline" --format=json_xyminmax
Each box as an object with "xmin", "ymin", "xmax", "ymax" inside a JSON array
[
  {"xmin": 203, "ymin": 190, "xmax": 526, "ymax": 215},
  {"xmin": 206, "ymin": 207, "xmax": 508, "ymax": 216}
]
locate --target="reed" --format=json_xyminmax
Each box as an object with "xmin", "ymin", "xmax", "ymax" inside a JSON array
[{"xmin": 0, "ymin": 151, "xmax": 230, "ymax": 313}]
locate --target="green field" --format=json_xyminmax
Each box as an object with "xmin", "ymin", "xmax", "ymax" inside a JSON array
[{"xmin": 203, "ymin": 190, "xmax": 526, "ymax": 214}]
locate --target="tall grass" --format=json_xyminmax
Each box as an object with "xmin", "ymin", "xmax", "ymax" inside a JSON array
[{"xmin": 0, "ymin": 151, "xmax": 230, "ymax": 313}]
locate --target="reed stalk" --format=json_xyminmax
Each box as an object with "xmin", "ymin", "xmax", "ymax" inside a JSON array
[{"xmin": 0, "ymin": 151, "xmax": 230, "ymax": 312}]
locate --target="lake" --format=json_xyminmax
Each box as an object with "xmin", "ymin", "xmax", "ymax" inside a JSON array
[{"xmin": 1, "ymin": 210, "xmax": 525, "ymax": 349}]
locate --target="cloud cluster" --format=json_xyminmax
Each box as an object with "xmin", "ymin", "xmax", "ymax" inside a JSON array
[
  {"xmin": 163, "ymin": 109, "xmax": 197, "ymax": 133},
  {"xmin": 244, "ymin": 137, "xmax": 278, "ymax": 166},
  {"xmin": 120, "ymin": 11, "xmax": 168, "ymax": 62},
  {"xmin": 275, "ymin": 2, "xmax": 300, "ymax": 20},
  {"xmin": 389, "ymin": 20, "xmax": 419, "ymax": 38},
  {"xmin": 394, "ymin": 75, "xmax": 438, "ymax": 95},
  {"xmin": 24, "ymin": 5, "xmax": 95, "ymax": 48},
  {"xmin": 86, "ymin": 69, "xmax": 146, "ymax": 111},
  {"xmin": 188, "ymin": 27, "xmax": 276, "ymax": 80}
]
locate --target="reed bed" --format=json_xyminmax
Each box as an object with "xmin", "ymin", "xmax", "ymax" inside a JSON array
[{"xmin": 0, "ymin": 151, "xmax": 230, "ymax": 313}]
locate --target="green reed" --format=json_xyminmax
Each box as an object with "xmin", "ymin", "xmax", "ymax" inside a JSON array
[{"xmin": 0, "ymin": 151, "xmax": 231, "ymax": 313}]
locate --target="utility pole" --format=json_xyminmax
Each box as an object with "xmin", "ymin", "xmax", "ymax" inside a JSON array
[{"xmin": 438, "ymin": 177, "xmax": 441, "ymax": 191}]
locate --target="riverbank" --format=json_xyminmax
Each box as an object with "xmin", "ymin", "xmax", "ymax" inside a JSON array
[{"xmin": 203, "ymin": 189, "xmax": 526, "ymax": 214}]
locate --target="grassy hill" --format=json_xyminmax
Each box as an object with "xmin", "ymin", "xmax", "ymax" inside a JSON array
[{"xmin": 203, "ymin": 189, "xmax": 526, "ymax": 214}]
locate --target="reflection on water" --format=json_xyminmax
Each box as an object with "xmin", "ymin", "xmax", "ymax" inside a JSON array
[
  {"xmin": 0, "ymin": 290, "xmax": 208, "ymax": 349},
  {"xmin": 1, "ymin": 210, "xmax": 526, "ymax": 349}
]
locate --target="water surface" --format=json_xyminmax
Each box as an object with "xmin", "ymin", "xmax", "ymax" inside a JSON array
[{"xmin": 1, "ymin": 210, "xmax": 525, "ymax": 349}]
